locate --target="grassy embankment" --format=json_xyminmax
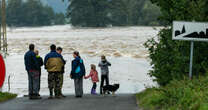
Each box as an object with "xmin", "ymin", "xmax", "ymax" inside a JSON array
[
  {"xmin": 0, "ymin": 92, "xmax": 17, "ymax": 102},
  {"xmin": 136, "ymin": 76, "xmax": 208, "ymax": 110}
]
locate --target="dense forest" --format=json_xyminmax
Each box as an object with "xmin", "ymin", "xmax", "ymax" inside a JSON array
[
  {"xmin": 66, "ymin": 0, "xmax": 162, "ymax": 27},
  {"xmin": 0, "ymin": 0, "xmax": 66, "ymax": 27}
]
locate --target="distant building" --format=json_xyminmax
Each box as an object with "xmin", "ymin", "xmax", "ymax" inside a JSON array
[
  {"xmin": 175, "ymin": 25, "xmax": 186, "ymax": 37},
  {"xmin": 175, "ymin": 31, "xmax": 181, "ymax": 36},
  {"xmin": 182, "ymin": 25, "xmax": 186, "ymax": 34}
]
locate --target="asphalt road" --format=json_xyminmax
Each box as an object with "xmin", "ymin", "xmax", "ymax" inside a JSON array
[{"xmin": 0, "ymin": 94, "xmax": 139, "ymax": 110}]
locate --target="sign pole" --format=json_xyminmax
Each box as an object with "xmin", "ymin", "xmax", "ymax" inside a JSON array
[
  {"xmin": 173, "ymin": 21, "xmax": 208, "ymax": 79},
  {"xmin": 189, "ymin": 41, "xmax": 194, "ymax": 79}
]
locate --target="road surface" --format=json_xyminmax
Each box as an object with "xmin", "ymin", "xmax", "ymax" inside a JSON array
[{"xmin": 0, "ymin": 94, "xmax": 139, "ymax": 110}]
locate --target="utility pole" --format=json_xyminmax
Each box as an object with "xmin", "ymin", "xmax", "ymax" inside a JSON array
[
  {"xmin": 0, "ymin": 0, "xmax": 7, "ymax": 55},
  {"xmin": 0, "ymin": 0, "xmax": 7, "ymax": 92}
]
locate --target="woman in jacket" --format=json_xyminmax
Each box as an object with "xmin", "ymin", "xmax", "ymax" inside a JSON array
[{"xmin": 70, "ymin": 51, "xmax": 86, "ymax": 98}]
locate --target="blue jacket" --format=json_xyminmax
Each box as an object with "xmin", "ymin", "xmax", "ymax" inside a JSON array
[
  {"xmin": 71, "ymin": 57, "xmax": 86, "ymax": 79},
  {"xmin": 24, "ymin": 50, "xmax": 39, "ymax": 71},
  {"xmin": 44, "ymin": 50, "xmax": 65, "ymax": 72}
]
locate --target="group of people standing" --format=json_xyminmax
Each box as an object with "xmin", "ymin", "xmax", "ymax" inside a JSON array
[{"xmin": 24, "ymin": 44, "xmax": 111, "ymax": 99}]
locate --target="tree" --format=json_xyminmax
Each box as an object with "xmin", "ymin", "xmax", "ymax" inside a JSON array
[
  {"xmin": 6, "ymin": 0, "xmax": 62, "ymax": 27},
  {"xmin": 7, "ymin": 0, "xmax": 24, "ymax": 26},
  {"xmin": 145, "ymin": 0, "xmax": 208, "ymax": 86},
  {"xmin": 90, "ymin": 0, "xmax": 110, "ymax": 27},
  {"xmin": 38, "ymin": 5, "xmax": 55, "ymax": 25},
  {"xmin": 67, "ymin": 0, "xmax": 92, "ymax": 27},
  {"xmin": 109, "ymin": 0, "xmax": 146, "ymax": 26},
  {"xmin": 68, "ymin": 0, "xmax": 110, "ymax": 27},
  {"xmin": 23, "ymin": 0, "xmax": 52, "ymax": 26},
  {"xmin": 54, "ymin": 13, "xmax": 66, "ymax": 25},
  {"xmin": 0, "ymin": 1, "xmax": 1, "ymax": 23},
  {"xmin": 65, "ymin": 0, "xmax": 162, "ymax": 27},
  {"xmin": 138, "ymin": 0, "xmax": 161, "ymax": 26}
]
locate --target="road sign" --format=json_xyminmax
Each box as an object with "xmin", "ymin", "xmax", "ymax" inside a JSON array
[
  {"xmin": 173, "ymin": 21, "xmax": 208, "ymax": 42},
  {"xmin": 0, "ymin": 54, "xmax": 5, "ymax": 88},
  {"xmin": 172, "ymin": 21, "xmax": 208, "ymax": 79}
]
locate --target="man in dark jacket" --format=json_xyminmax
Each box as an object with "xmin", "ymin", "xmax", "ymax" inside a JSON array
[
  {"xmin": 44, "ymin": 44, "xmax": 65, "ymax": 99},
  {"xmin": 24, "ymin": 44, "xmax": 41, "ymax": 99},
  {"xmin": 34, "ymin": 50, "xmax": 43, "ymax": 95}
]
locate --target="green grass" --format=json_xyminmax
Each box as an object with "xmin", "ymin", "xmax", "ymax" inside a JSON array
[
  {"xmin": 136, "ymin": 76, "xmax": 208, "ymax": 110},
  {"xmin": 0, "ymin": 92, "xmax": 17, "ymax": 102}
]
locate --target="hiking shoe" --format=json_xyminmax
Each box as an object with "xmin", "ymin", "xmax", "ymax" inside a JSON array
[
  {"xmin": 55, "ymin": 95, "xmax": 62, "ymax": 99},
  {"xmin": 61, "ymin": 94, "xmax": 66, "ymax": 98},
  {"xmin": 48, "ymin": 95, "xmax": 54, "ymax": 99},
  {"xmin": 75, "ymin": 96, "xmax": 82, "ymax": 98},
  {"xmin": 30, "ymin": 96, "xmax": 42, "ymax": 100}
]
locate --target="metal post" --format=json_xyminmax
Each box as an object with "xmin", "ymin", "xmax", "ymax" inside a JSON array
[
  {"xmin": 0, "ymin": 0, "xmax": 7, "ymax": 55},
  {"xmin": 0, "ymin": 0, "xmax": 2, "ymax": 51},
  {"xmin": 189, "ymin": 41, "xmax": 194, "ymax": 79},
  {"xmin": 2, "ymin": 0, "xmax": 7, "ymax": 54}
]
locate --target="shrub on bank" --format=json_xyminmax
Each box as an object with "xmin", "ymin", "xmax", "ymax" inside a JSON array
[
  {"xmin": 145, "ymin": 0, "xmax": 208, "ymax": 86},
  {"xmin": 137, "ymin": 76, "xmax": 208, "ymax": 110},
  {"xmin": 0, "ymin": 92, "xmax": 17, "ymax": 102}
]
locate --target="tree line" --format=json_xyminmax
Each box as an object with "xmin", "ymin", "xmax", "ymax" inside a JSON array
[
  {"xmin": 66, "ymin": 0, "xmax": 162, "ymax": 27},
  {"xmin": 0, "ymin": 0, "xmax": 66, "ymax": 27},
  {"xmin": 1, "ymin": 0, "xmax": 162, "ymax": 27}
]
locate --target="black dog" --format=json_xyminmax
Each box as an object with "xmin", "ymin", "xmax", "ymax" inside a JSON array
[{"xmin": 103, "ymin": 84, "xmax": 120, "ymax": 95}]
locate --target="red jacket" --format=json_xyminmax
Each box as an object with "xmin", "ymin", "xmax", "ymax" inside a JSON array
[{"xmin": 85, "ymin": 70, "xmax": 99, "ymax": 83}]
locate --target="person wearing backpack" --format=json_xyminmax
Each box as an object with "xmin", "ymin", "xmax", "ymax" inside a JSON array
[{"xmin": 70, "ymin": 51, "xmax": 86, "ymax": 98}]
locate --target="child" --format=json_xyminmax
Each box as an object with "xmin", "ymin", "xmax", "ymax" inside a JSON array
[
  {"xmin": 98, "ymin": 55, "xmax": 111, "ymax": 94},
  {"xmin": 84, "ymin": 64, "xmax": 99, "ymax": 95}
]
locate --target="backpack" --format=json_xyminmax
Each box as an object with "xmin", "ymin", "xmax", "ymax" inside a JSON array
[{"xmin": 72, "ymin": 58, "xmax": 85, "ymax": 78}]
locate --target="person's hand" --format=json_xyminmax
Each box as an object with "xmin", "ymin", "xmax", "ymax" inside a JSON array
[{"xmin": 84, "ymin": 76, "xmax": 87, "ymax": 79}]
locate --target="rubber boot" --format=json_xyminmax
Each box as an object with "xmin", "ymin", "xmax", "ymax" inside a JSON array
[
  {"xmin": 100, "ymin": 87, "xmax": 103, "ymax": 95},
  {"xmin": 92, "ymin": 89, "xmax": 97, "ymax": 95},
  {"xmin": 48, "ymin": 89, "xmax": 53, "ymax": 99},
  {"xmin": 91, "ymin": 88, "xmax": 94, "ymax": 95},
  {"xmin": 93, "ymin": 89, "xmax": 97, "ymax": 95}
]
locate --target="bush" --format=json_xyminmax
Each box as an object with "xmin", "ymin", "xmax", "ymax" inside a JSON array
[
  {"xmin": 137, "ymin": 76, "xmax": 208, "ymax": 110},
  {"xmin": 145, "ymin": 0, "xmax": 208, "ymax": 86},
  {"xmin": 0, "ymin": 92, "xmax": 17, "ymax": 102}
]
